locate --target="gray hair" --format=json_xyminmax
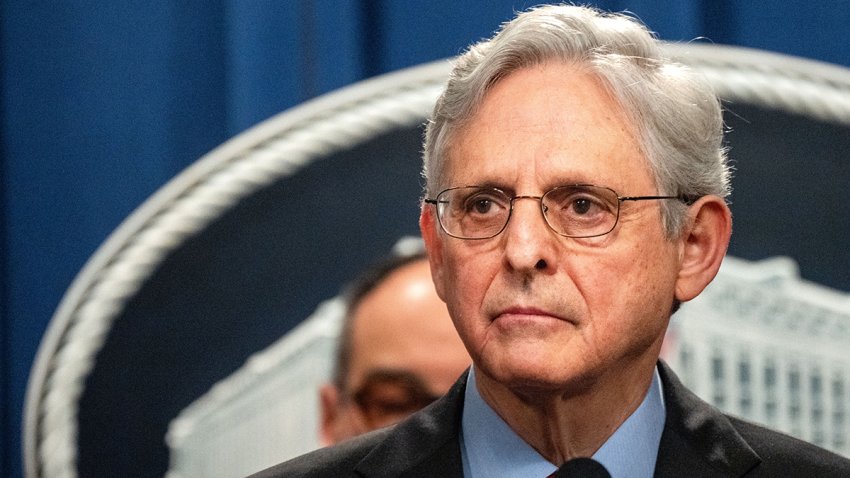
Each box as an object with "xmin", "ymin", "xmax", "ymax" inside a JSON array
[{"xmin": 422, "ymin": 4, "xmax": 731, "ymax": 237}]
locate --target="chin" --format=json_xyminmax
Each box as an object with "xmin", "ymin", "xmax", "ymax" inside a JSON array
[{"xmin": 481, "ymin": 349, "xmax": 597, "ymax": 396}]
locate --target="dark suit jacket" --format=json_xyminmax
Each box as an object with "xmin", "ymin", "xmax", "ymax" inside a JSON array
[{"xmin": 250, "ymin": 362, "xmax": 850, "ymax": 477}]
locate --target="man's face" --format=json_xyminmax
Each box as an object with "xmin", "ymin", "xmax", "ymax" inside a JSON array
[
  {"xmin": 320, "ymin": 259, "xmax": 471, "ymax": 444},
  {"xmin": 421, "ymin": 63, "xmax": 686, "ymax": 396}
]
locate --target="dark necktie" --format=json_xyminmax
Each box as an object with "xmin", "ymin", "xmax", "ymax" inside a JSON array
[{"xmin": 549, "ymin": 457, "xmax": 611, "ymax": 477}]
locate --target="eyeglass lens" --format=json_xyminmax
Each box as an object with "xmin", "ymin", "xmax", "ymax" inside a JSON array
[
  {"xmin": 435, "ymin": 185, "xmax": 620, "ymax": 239},
  {"xmin": 350, "ymin": 371, "xmax": 440, "ymax": 429}
]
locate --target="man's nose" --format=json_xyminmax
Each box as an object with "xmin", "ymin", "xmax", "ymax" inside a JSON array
[{"xmin": 502, "ymin": 197, "xmax": 557, "ymax": 272}]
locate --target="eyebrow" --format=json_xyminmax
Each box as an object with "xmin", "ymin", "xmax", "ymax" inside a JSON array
[
  {"xmin": 452, "ymin": 175, "xmax": 610, "ymax": 193},
  {"xmin": 451, "ymin": 181, "xmax": 511, "ymax": 193}
]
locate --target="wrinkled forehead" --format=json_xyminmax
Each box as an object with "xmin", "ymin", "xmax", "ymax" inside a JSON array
[{"xmin": 437, "ymin": 64, "xmax": 650, "ymax": 192}]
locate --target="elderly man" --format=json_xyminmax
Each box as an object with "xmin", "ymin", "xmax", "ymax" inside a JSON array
[
  {"xmin": 319, "ymin": 248, "xmax": 470, "ymax": 444},
  {"xmin": 253, "ymin": 5, "xmax": 850, "ymax": 477}
]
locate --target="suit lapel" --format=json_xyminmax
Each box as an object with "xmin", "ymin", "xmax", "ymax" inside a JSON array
[
  {"xmin": 348, "ymin": 363, "xmax": 764, "ymax": 477},
  {"xmin": 654, "ymin": 361, "xmax": 761, "ymax": 477},
  {"xmin": 352, "ymin": 371, "xmax": 468, "ymax": 478}
]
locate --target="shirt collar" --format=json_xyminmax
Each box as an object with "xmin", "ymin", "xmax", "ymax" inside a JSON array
[{"xmin": 460, "ymin": 366, "xmax": 666, "ymax": 478}]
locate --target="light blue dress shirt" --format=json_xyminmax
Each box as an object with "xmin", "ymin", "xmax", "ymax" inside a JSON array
[{"xmin": 460, "ymin": 366, "xmax": 666, "ymax": 478}]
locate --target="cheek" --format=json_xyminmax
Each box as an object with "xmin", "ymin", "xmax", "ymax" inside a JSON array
[
  {"xmin": 439, "ymin": 247, "xmax": 496, "ymax": 339},
  {"xmin": 332, "ymin": 405, "xmax": 366, "ymax": 440},
  {"xmin": 577, "ymin": 242, "xmax": 677, "ymax": 346},
  {"xmin": 628, "ymin": 259, "xmax": 677, "ymax": 328},
  {"xmin": 442, "ymin": 244, "xmax": 490, "ymax": 297},
  {"xmin": 628, "ymin": 241, "xmax": 680, "ymax": 307}
]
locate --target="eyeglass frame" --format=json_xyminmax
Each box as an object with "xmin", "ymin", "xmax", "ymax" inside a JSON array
[
  {"xmin": 423, "ymin": 184, "xmax": 697, "ymax": 240},
  {"xmin": 343, "ymin": 370, "xmax": 441, "ymax": 429}
]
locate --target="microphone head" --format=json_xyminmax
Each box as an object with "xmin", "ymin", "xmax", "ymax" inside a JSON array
[{"xmin": 551, "ymin": 457, "xmax": 611, "ymax": 478}]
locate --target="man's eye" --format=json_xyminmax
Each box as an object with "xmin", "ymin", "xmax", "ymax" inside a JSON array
[
  {"xmin": 471, "ymin": 199, "xmax": 493, "ymax": 214},
  {"xmin": 368, "ymin": 398, "xmax": 420, "ymax": 415},
  {"xmin": 463, "ymin": 193, "xmax": 504, "ymax": 215},
  {"xmin": 571, "ymin": 197, "xmax": 595, "ymax": 215}
]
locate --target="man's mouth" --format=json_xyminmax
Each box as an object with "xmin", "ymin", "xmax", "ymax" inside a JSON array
[{"xmin": 493, "ymin": 306, "xmax": 569, "ymax": 323}]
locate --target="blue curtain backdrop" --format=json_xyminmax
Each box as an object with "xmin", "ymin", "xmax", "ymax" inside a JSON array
[{"xmin": 2, "ymin": 1, "xmax": 849, "ymax": 477}]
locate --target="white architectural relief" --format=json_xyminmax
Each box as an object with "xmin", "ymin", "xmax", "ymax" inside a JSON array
[
  {"xmin": 165, "ymin": 298, "xmax": 344, "ymax": 478},
  {"xmin": 665, "ymin": 256, "xmax": 850, "ymax": 458}
]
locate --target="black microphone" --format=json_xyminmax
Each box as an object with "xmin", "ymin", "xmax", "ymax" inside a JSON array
[{"xmin": 550, "ymin": 457, "xmax": 611, "ymax": 478}]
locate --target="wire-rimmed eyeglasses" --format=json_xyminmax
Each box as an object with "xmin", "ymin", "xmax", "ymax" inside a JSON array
[
  {"xmin": 347, "ymin": 371, "xmax": 440, "ymax": 429},
  {"xmin": 424, "ymin": 184, "xmax": 694, "ymax": 240}
]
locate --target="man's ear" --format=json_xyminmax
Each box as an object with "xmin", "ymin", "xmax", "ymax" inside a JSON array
[
  {"xmin": 420, "ymin": 205, "xmax": 447, "ymax": 300},
  {"xmin": 675, "ymin": 195, "xmax": 732, "ymax": 302},
  {"xmin": 318, "ymin": 383, "xmax": 340, "ymax": 446}
]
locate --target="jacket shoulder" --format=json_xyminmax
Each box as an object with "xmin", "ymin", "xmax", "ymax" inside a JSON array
[
  {"xmin": 656, "ymin": 360, "xmax": 850, "ymax": 477},
  {"xmin": 728, "ymin": 416, "xmax": 850, "ymax": 477}
]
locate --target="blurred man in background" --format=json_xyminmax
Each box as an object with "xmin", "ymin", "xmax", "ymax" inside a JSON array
[{"xmin": 319, "ymin": 245, "xmax": 470, "ymax": 444}]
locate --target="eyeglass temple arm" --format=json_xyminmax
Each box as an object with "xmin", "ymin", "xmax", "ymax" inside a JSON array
[{"xmin": 618, "ymin": 194, "xmax": 700, "ymax": 205}]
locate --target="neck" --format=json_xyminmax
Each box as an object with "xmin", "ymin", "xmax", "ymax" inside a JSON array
[{"xmin": 474, "ymin": 356, "xmax": 658, "ymax": 465}]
